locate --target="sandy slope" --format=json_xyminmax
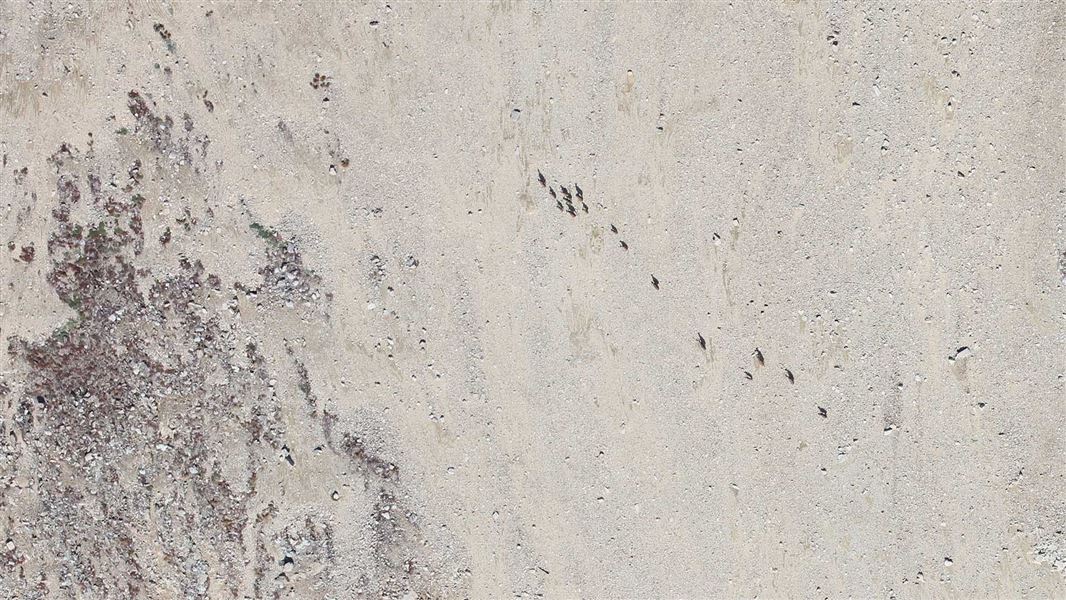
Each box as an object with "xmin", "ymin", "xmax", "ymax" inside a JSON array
[{"xmin": 0, "ymin": 2, "xmax": 1063, "ymax": 598}]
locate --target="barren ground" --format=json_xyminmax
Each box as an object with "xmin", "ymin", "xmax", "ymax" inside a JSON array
[{"xmin": 1, "ymin": 2, "xmax": 1064, "ymax": 599}]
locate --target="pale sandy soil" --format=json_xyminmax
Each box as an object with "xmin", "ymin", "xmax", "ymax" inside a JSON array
[{"xmin": 0, "ymin": 2, "xmax": 1063, "ymax": 598}]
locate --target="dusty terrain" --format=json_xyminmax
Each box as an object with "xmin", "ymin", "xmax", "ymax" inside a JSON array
[{"xmin": 1, "ymin": 1, "xmax": 1064, "ymax": 598}]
